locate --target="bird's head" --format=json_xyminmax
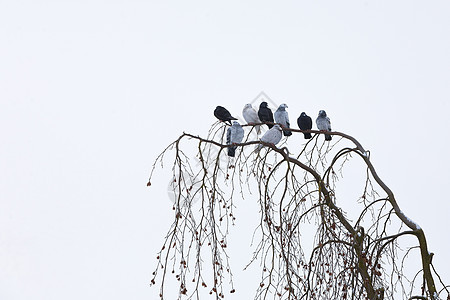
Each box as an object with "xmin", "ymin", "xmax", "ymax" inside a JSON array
[
  {"xmin": 244, "ymin": 103, "xmax": 252, "ymax": 109},
  {"xmin": 232, "ymin": 121, "xmax": 240, "ymax": 126},
  {"xmin": 273, "ymin": 124, "xmax": 282, "ymax": 131},
  {"xmin": 300, "ymin": 112, "xmax": 307, "ymax": 117},
  {"xmin": 260, "ymin": 101, "xmax": 268, "ymax": 108},
  {"xmin": 279, "ymin": 103, "xmax": 288, "ymax": 110},
  {"xmin": 318, "ymin": 110, "xmax": 327, "ymax": 117}
]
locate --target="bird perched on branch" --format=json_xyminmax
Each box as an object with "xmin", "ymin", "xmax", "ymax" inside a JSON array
[
  {"xmin": 274, "ymin": 103, "xmax": 292, "ymax": 136},
  {"xmin": 242, "ymin": 103, "xmax": 261, "ymax": 134},
  {"xmin": 214, "ymin": 106, "xmax": 237, "ymax": 125},
  {"xmin": 258, "ymin": 102, "xmax": 274, "ymax": 129},
  {"xmin": 316, "ymin": 110, "xmax": 332, "ymax": 141},
  {"xmin": 226, "ymin": 121, "xmax": 244, "ymax": 157},
  {"xmin": 297, "ymin": 112, "xmax": 312, "ymax": 139},
  {"xmin": 255, "ymin": 124, "xmax": 282, "ymax": 152}
]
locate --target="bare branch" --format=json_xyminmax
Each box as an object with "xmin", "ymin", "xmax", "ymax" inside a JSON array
[{"xmin": 148, "ymin": 124, "xmax": 448, "ymax": 300}]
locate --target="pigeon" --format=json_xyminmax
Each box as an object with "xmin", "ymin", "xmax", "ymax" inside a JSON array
[
  {"xmin": 242, "ymin": 103, "xmax": 261, "ymax": 134},
  {"xmin": 258, "ymin": 101, "xmax": 274, "ymax": 129},
  {"xmin": 316, "ymin": 110, "xmax": 332, "ymax": 141},
  {"xmin": 297, "ymin": 112, "xmax": 313, "ymax": 139},
  {"xmin": 214, "ymin": 106, "xmax": 237, "ymax": 125},
  {"xmin": 255, "ymin": 124, "xmax": 283, "ymax": 151},
  {"xmin": 274, "ymin": 103, "xmax": 292, "ymax": 136},
  {"xmin": 226, "ymin": 121, "xmax": 244, "ymax": 157}
]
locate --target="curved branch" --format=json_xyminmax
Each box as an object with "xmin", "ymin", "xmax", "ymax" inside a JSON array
[{"xmin": 148, "ymin": 127, "xmax": 444, "ymax": 300}]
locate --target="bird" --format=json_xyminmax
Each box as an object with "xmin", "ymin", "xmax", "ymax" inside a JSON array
[
  {"xmin": 242, "ymin": 103, "xmax": 261, "ymax": 134},
  {"xmin": 316, "ymin": 110, "xmax": 332, "ymax": 141},
  {"xmin": 258, "ymin": 102, "xmax": 274, "ymax": 129},
  {"xmin": 226, "ymin": 121, "xmax": 244, "ymax": 157},
  {"xmin": 255, "ymin": 124, "xmax": 283, "ymax": 152},
  {"xmin": 274, "ymin": 103, "xmax": 292, "ymax": 136},
  {"xmin": 214, "ymin": 106, "xmax": 237, "ymax": 125},
  {"xmin": 297, "ymin": 112, "xmax": 313, "ymax": 139}
]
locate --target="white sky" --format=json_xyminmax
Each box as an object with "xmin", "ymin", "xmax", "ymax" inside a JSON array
[{"xmin": 1, "ymin": 1, "xmax": 449, "ymax": 299}]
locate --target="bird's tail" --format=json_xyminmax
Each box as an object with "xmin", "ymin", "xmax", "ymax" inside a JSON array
[
  {"xmin": 256, "ymin": 125, "xmax": 261, "ymax": 135},
  {"xmin": 325, "ymin": 134, "xmax": 332, "ymax": 141},
  {"xmin": 254, "ymin": 144, "xmax": 263, "ymax": 152},
  {"xmin": 303, "ymin": 132, "xmax": 312, "ymax": 139},
  {"xmin": 228, "ymin": 146, "xmax": 236, "ymax": 157},
  {"xmin": 283, "ymin": 130, "xmax": 292, "ymax": 137}
]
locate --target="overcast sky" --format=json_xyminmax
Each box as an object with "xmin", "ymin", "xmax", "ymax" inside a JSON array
[{"xmin": 1, "ymin": 1, "xmax": 450, "ymax": 299}]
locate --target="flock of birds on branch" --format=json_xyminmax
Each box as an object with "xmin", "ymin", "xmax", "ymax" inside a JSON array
[{"xmin": 213, "ymin": 102, "xmax": 332, "ymax": 157}]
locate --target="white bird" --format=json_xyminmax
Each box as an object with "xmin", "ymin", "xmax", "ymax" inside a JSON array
[
  {"xmin": 274, "ymin": 103, "xmax": 292, "ymax": 136},
  {"xmin": 226, "ymin": 121, "xmax": 244, "ymax": 157},
  {"xmin": 242, "ymin": 103, "xmax": 261, "ymax": 134},
  {"xmin": 316, "ymin": 110, "xmax": 332, "ymax": 141},
  {"xmin": 255, "ymin": 124, "xmax": 283, "ymax": 152}
]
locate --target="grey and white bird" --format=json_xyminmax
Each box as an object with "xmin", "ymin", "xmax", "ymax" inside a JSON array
[
  {"xmin": 274, "ymin": 103, "xmax": 292, "ymax": 136},
  {"xmin": 242, "ymin": 103, "xmax": 261, "ymax": 134},
  {"xmin": 255, "ymin": 124, "xmax": 283, "ymax": 151},
  {"xmin": 316, "ymin": 110, "xmax": 332, "ymax": 141},
  {"xmin": 226, "ymin": 121, "xmax": 244, "ymax": 157}
]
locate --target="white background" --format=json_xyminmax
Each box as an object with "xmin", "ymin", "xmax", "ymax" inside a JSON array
[{"xmin": 1, "ymin": 1, "xmax": 449, "ymax": 299}]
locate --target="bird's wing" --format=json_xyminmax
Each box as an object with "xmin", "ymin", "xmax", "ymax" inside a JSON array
[
  {"xmin": 260, "ymin": 108, "xmax": 273, "ymax": 121},
  {"xmin": 215, "ymin": 107, "xmax": 228, "ymax": 121},
  {"xmin": 258, "ymin": 109, "xmax": 266, "ymax": 120},
  {"xmin": 251, "ymin": 108, "xmax": 260, "ymax": 122},
  {"xmin": 274, "ymin": 110, "xmax": 289, "ymax": 127},
  {"xmin": 271, "ymin": 128, "xmax": 282, "ymax": 144},
  {"xmin": 274, "ymin": 110, "xmax": 280, "ymax": 123},
  {"xmin": 327, "ymin": 117, "xmax": 331, "ymax": 131},
  {"xmin": 285, "ymin": 112, "xmax": 290, "ymax": 128},
  {"xmin": 316, "ymin": 117, "xmax": 321, "ymax": 129},
  {"xmin": 242, "ymin": 108, "xmax": 250, "ymax": 123},
  {"xmin": 268, "ymin": 109, "xmax": 274, "ymax": 122},
  {"xmin": 316, "ymin": 117, "xmax": 326, "ymax": 130},
  {"xmin": 262, "ymin": 127, "xmax": 278, "ymax": 143},
  {"xmin": 235, "ymin": 126, "xmax": 244, "ymax": 143},
  {"xmin": 260, "ymin": 128, "xmax": 271, "ymax": 143},
  {"xmin": 227, "ymin": 127, "xmax": 232, "ymax": 145}
]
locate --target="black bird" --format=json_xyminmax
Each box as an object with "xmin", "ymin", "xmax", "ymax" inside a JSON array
[
  {"xmin": 258, "ymin": 102, "xmax": 274, "ymax": 129},
  {"xmin": 214, "ymin": 106, "xmax": 237, "ymax": 125},
  {"xmin": 297, "ymin": 112, "xmax": 313, "ymax": 139}
]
